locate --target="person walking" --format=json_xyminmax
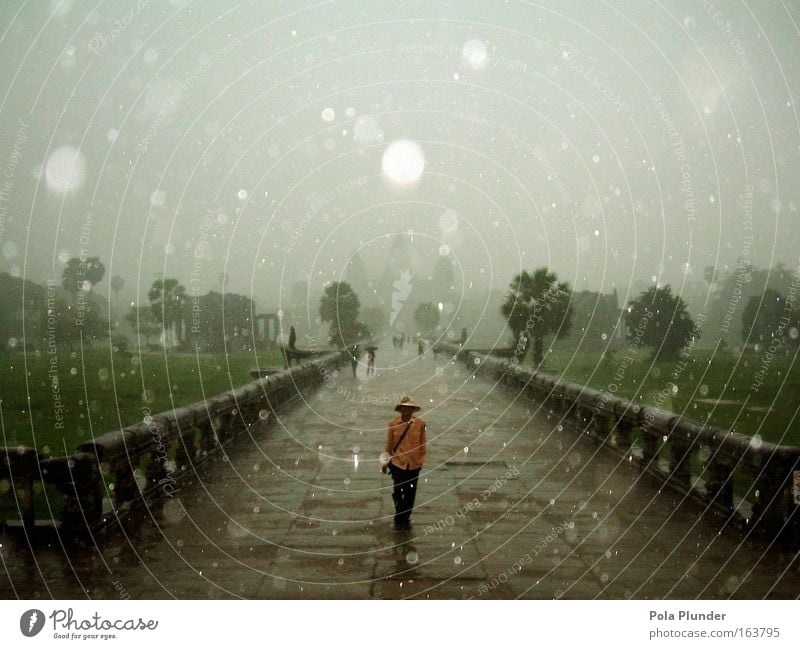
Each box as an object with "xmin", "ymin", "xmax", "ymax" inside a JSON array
[
  {"xmin": 349, "ymin": 344, "xmax": 360, "ymax": 378},
  {"xmin": 382, "ymin": 396, "xmax": 426, "ymax": 531},
  {"xmin": 285, "ymin": 325, "xmax": 297, "ymax": 367},
  {"xmin": 366, "ymin": 347, "xmax": 376, "ymax": 376}
]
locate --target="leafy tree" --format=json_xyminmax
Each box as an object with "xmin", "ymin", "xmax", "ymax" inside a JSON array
[
  {"xmin": 52, "ymin": 299, "xmax": 108, "ymax": 349},
  {"xmin": 624, "ymin": 285, "xmax": 696, "ymax": 360},
  {"xmin": 361, "ymin": 305, "xmax": 387, "ymax": 336},
  {"xmin": 148, "ymin": 279, "xmax": 187, "ymax": 347},
  {"xmin": 742, "ymin": 289, "xmax": 795, "ymax": 348},
  {"xmin": 705, "ymin": 262, "xmax": 796, "ymax": 343},
  {"xmin": 84, "ymin": 259, "xmax": 106, "ymax": 288},
  {"xmin": 60, "ymin": 259, "xmax": 80, "ymax": 294},
  {"xmin": 319, "ymin": 282, "xmax": 363, "ymax": 346},
  {"xmin": 80, "ymin": 308, "xmax": 109, "ymax": 344},
  {"xmin": 501, "ymin": 267, "xmax": 573, "ymax": 365},
  {"xmin": 125, "ymin": 304, "xmax": 161, "ymax": 346},
  {"xmin": 0, "ymin": 272, "xmax": 46, "ymax": 351},
  {"xmin": 0, "ymin": 272, "xmax": 110, "ymax": 353},
  {"xmin": 188, "ymin": 290, "xmax": 258, "ymax": 351},
  {"xmin": 61, "ymin": 256, "xmax": 105, "ymax": 294},
  {"xmin": 414, "ymin": 301, "xmax": 441, "ymax": 336},
  {"xmin": 352, "ymin": 319, "xmax": 372, "ymax": 342}
]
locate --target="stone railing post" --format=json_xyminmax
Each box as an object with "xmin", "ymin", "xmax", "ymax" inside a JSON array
[
  {"xmin": 174, "ymin": 422, "xmax": 197, "ymax": 472},
  {"xmin": 52, "ymin": 453, "xmax": 104, "ymax": 534},
  {"xmin": 668, "ymin": 434, "xmax": 693, "ymax": 493},
  {"xmin": 113, "ymin": 463, "xmax": 139, "ymax": 507},
  {"xmin": 639, "ymin": 429, "xmax": 660, "ymax": 474},
  {"xmin": 704, "ymin": 457, "xmax": 734, "ymax": 515},
  {"xmin": 144, "ymin": 418, "xmax": 170, "ymax": 497},
  {"xmin": 613, "ymin": 419, "xmax": 633, "ymax": 452},
  {"xmin": 592, "ymin": 413, "xmax": 609, "ymax": 445},
  {"xmin": 1, "ymin": 448, "xmax": 41, "ymax": 532},
  {"xmin": 750, "ymin": 456, "xmax": 792, "ymax": 539}
]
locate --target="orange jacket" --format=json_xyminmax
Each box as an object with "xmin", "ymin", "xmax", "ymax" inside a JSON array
[{"xmin": 385, "ymin": 416, "xmax": 426, "ymax": 470}]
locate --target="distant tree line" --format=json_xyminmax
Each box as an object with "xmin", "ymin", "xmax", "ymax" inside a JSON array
[
  {"xmin": 0, "ymin": 256, "xmax": 112, "ymax": 353},
  {"xmin": 499, "ymin": 267, "xmax": 699, "ymax": 363},
  {"xmin": 0, "ymin": 256, "xmax": 259, "ymax": 354},
  {"xmin": 3, "ymin": 255, "xmax": 796, "ymax": 363},
  {"xmin": 498, "ymin": 263, "xmax": 800, "ymax": 365},
  {"xmin": 130, "ymin": 278, "xmax": 257, "ymax": 352}
]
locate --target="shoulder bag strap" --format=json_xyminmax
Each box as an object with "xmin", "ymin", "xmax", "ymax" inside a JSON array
[{"xmin": 391, "ymin": 419, "xmax": 415, "ymax": 455}]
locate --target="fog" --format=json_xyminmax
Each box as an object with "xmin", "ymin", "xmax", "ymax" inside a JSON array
[{"xmin": 1, "ymin": 0, "xmax": 798, "ymax": 338}]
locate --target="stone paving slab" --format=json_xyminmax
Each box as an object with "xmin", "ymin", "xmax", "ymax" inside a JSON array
[{"xmin": 1, "ymin": 346, "xmax": 798, "ymax": 599}]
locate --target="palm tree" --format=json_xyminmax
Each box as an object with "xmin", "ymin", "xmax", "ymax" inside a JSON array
[{"xmin": 501, "ymin": 267, "xmax": 573, "ymax": 366}]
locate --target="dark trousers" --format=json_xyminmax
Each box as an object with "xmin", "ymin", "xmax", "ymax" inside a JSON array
[{"xmin": 388, "ymin": 464, "xmax": 420, "ymax": 528}]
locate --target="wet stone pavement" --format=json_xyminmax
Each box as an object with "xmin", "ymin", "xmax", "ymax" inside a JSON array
[{"xmin": 1, "ymin": 346, "xmax": 798, "ymax": 599}]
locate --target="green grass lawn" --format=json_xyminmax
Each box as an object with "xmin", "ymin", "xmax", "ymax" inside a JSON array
[
  {"xmin": 0, "ymin": 348, "xmax": 285, "ymax": 454},
  {"xmin": 534, "ymin": 346, "xmax": 800, "ymax": 446},
  {"xmin": 4, "ymin": 341, "xmax": 797, "ymax": 453}
]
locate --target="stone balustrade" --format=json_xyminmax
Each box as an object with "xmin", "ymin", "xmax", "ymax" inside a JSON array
[
  {"xmin": 0, "ymin": 350, "xmax": 346, "ymax": 537},
  {"xmin": 441, "ymin": 343, "xmax": 800, "ymax": 548}
]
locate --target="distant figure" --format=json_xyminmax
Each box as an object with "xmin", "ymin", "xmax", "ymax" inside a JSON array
[
  {"xmin": 381, "ymin": 396, "xmax": 426, "ymax": 531},
  {"xmin": 349, "ymin": 344, "xmax": 360, "ymax": 378},
  {"xmin": 460, "ymin": 327, "xmax": 467, "ymax": 346},
  {"xmin": 432, "ymin": 344, "xmax": 440, "ymax": 360},
  {"xmin": 285, "ymin": 325, "xmax": 297, "ymax": 367},
  {"xmin": 399, "ymin": 333, "xmax": 405, "ymax": 349},
  {"xmin": 417, "ymin": 338, "xmax": 424, "ymax": 356},
  {"xmin": 366, "ymin": 348, "xmax": 376, "ymax": 376}
]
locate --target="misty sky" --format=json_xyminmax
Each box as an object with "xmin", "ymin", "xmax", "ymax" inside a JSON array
[{"xmin": 0, "ymin": 0, "xmax": 798, "ymax": 320}]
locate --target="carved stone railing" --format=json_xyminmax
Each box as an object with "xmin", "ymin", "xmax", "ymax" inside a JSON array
[
  {"xmin": 441, "ymin": 344, "xmax": 800, "ymax": 548},
  {"xmin": 281, "ymin": 346, "xmax": 327, "ymax": 368},
  {"xmin": 1, "ymin": 350, "xmax": 346, "ymax": 537}
]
